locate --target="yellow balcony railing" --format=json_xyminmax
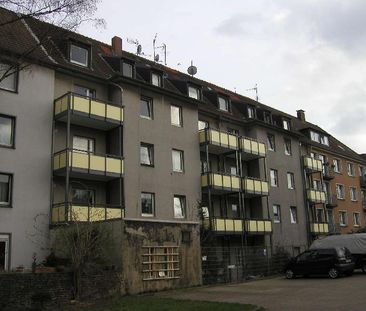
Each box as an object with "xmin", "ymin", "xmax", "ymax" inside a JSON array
[
  {"xmin": 201, "ymin": 173, "xmax": 241, "ymax": 192},
  {"xmin": 54, "ymin": 92, "xmax": 123, "ymax": 125},
  {"xmin": 307, "ymin": 189, "xmax": 326, "ymax": 203},
  {"xmin": 303, "ymin": 156, "xmax": 322, "ymax": 172},
  {"xmin": 310, "ymin": 222, "xmax": 329, "ymax": 234},
  {"xmin": 53, "ymin": 149, "xmax": 123, "ymax": 177},
  {"xmin": 209, "ymin": 218, "xmax": 244, "ymax": 233},
  {"xmin": 245, "ymin": 219, "xmax": 273, "ymax": 233},
  {"xmin": 239, "ymin": 137, "xmax": 266, "ymax": 158},
  {"xmin": 51, "ymin": 203, "xmax": 124, "ymax": 224},
  {"xmin": 199, "ymin": 128, "xmax": 238, "ymax": 151},
  {"xmin": 242, "ymin": 177, "xmax": 269, "ymax": 196}
]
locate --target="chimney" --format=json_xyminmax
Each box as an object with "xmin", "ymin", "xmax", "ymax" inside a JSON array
[
  {"xmin": 297, "ymin": 109, "xmax": 306, "ymax": 122},
  {"xmin": 111, "ymin": 36, "xmax": 122, "ymax": 56}
]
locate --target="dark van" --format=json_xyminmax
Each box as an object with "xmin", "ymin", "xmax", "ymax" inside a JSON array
[{"xmin": 284, "ymin": 247, "xmax": 354, "ymax": 279}]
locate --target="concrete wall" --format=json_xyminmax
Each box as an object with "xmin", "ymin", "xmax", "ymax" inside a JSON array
[{"xmin": 0, "ymin": 64, "xmax": 54, "ymax": 269}]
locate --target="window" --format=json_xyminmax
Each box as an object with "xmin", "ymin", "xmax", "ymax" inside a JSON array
[
  {"xmin": 201, "ymin": 160, "xmax": 209, "ymax": 173},
  {"xmin": 140, "ymin": 97, "xmax": 153, "ymax": 119},
  {"xmin": 174, "ymin": 195, "xmax": 186, "ymax": 218},
  {"xmin": 171, "ymin": 105, "xmax": 182, "ymax": 127},
  {"xmin": 247, "ymin": 105, "xmax": 255, "ymax": 118},
  {"xmin": 0, "ymin": 173, "xmax": 12, "ymax": 206},
  {"xmin": 74, "ymin": 85, "xmax": 95, "ymax": 98},
  {"xmin": 172, "ymin": 149, "xmax": 184, "ymax": 172},
  {"xmin": 290, "ymin": 206, "xmax": 297, "ymax": 224},
  {"xmin": 347, "ymin": 163, "xmax": 355, "ymax": 176},
  {"xmin": 0, "ymin": 115, "xmax": 15, "ymax": 148},
  {"xmin": 141, "ymin": 192, "xmax": 155, "ymax": 216},
  {"xmin": 73, "ymin": 136, "xmax": 94, "ymax": 153},
  {"xmin": 273, "ymin": 205, "xmax": 281, "ymax": 223},
  {"xmin": 336, "ymin": 184, "xmax": 345, "ymax": 199},
  {"xmin": 312, "ymin": 179, "xmax": 322, "ymax": 191},
  {"xmin": 181, "ymin": 231, "xmax": 191, "ymax": 243},
  {"xmin": 284, "ymin": 138, "xmax": 292, "ymax": 155},
  {"xmin": 267, "ymin": 134, "xmax": 275, "ymax": 151},
  {"xmin": 353, "ymin": 212, "xmax": 360, "ymax": 227},
  {"xmin": 122, "ymin": 61, "xmax": 133, "ymax": 77},
  {"xmin": 228, "ymin": 128, "xmax": 239, "ymax": 135},
  {"xmin": 333, "ymin": 159, "xmax": 341, "ymax": 173},
  {"xmin": 198, "ymin": 120, "xmax": 208, "ymax": 130},
  {"xmin": 283, "ymin": 119, "xmax": 290, "ymax": 130},
  {"xmin": 287, "ymin": 172, "xmax": 295, "ymax": 189},
  {"xmin": 359, "ymin": 166, "xmax": 365, "ymax": 177},
  {"xmin": 339, "ymin": 211, "xmax": 347, "ymax": 226},
  {"xmin": 310, "ymin": 130, "xmax": 320, "ymax": 143},
  {"xmin": 0, "ymin": 234, "xmax": 10, "ymax": 271},
  {"xmin": 71, "ymin": 188, "xmax": 94, "ymax": 205},
  {"xmin": 0, "ymin": 62, "xmax": 17, "ymax": 92},
  {"xmin": 188, "ymin": 85, "xmax": 200, "ymax": 99},
  {"xmin": 70, "ymin": 44, "xmax": 89, "ymax": 67},
  {"xmin": 350, "ymin": 187, "xmax": 357, "ymax": 201},
  {"xmin": 321, "ymin": 135, "xmax": 329, "ymax": 146},
  {"xmin": 218, "ymin": 96, "xmax": 229, "ymax": 112},
  {"xmin": 270, "ymin": 169, "xmax": 278, "ymax": 187},
  {"xmin": 140, "ymin": 143, "xmax": 154, "ymax": 166},
  {"xmin": 264, "ymin": 111, "xmax": 272, "ymax": 123},
  {"xmin": 230, "ymin": 166, "xmax": 237, "ymax": 176},
  {"xmin": 316, "ymin": 209, "xmax": 324, "ymax": 222},
  {"xmin": 231, "ymin": 204, "xmax": 239, "ymax": 218},
  {"xmin": 151, "ymin": 72, "xmax": 161, "ymax": 86}
]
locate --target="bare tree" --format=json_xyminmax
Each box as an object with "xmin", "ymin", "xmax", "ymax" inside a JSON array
[{"xmin": 0, "ymin": 0, "xmax": 105, "ymax": 83}]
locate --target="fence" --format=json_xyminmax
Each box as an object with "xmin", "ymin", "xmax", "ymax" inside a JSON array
[{"xmin": 201, "ymin": 245, "xmax": 307, "ymax": 285}]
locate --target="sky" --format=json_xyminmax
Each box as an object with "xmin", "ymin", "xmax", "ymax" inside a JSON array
[{"xmin": 80, "ymin": 0, "xmax": 366, "ymax": 153}]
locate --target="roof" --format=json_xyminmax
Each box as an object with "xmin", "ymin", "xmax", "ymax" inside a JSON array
[{"xmin": 0, "ymin": 6, "xmax": 364, "ymax": 163}]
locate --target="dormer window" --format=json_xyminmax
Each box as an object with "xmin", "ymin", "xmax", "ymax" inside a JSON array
[
  {"xmin": 0, "ymin": 62, "xmax": 18, "ymax": 92},
  {"xmin": 188, "ymin": 85, "xmax": 200, "ymax": 100},
  {"xmin": 247, "ymin": 105, "xmax": 255, "ymax": 118},
  {"xmin": 310, "ymin": 130, "xmax": 329, "ymax": 146},
  {"xmin": 283, "ymin": 118, "xmax": 291, "ymax": 130},
  {"xmin": 321, "ymin": 135, "xmax": 329, "ymax": 146},
  {"xmin": 264, "ymin": 111, "xmax": 272, "ymax": 124},
  {"xmin": 151, "ymin": 72, "xmax": 162, "ymax": 87},
  {"xmin": 218, "ymin": 96, "xmax": 229, "ymax": 112},
  {"xmin": 122, "ymin": 61, "xmax": 133, "ymax": 78},
  {"xmin": 70, "ymin": 43, "xmax": 89, "ymax": 67}
]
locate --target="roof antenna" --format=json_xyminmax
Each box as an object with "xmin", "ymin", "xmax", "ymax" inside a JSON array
[
  {"xmin": 153, "ymin": 33, "xmax": 167, "ymax": 65},
  {"xmin": 187, "ymin": 60, "xmax": 197, "ymax": 77},
  {"xmin": 246, "ymin": 83, "xmax": 259, "ymax": 101},
  {"xmin": 127, "ymin": 38, "xmax": 142, "ymax": 55}
]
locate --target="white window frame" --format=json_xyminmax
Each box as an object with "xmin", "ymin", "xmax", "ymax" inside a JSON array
[
  {"xmin": 333, "ymin": 159, "xmax": 341, "ymax": 173},
  {"xmin": 0, "ymin": 173, "xmax": 12, "ymax": 206},
  {"xmin": 267, "ymin": 134, "xmax": 275, "ymax": 151},
  {"xmin": 172, "ymin": 149, "xmax": 184, "ymax": 172},
  {"xmin": 339, "ymin": 211, "xmax": 347, "ymax": 227},
  {"xmin": 171, "ymin": 105, "xmax": 182, "ymax": 127},
  {"xmin": 141, "ymin": 192, "xmax": 155, "ymax": 217},
  {"xmin": 70, "ymin": 44, "xmax": 89, "ymax": 67},
  {"xmin": 198, "ymin": 120, "xmax": 209, "ymax": 130},
  {"xmin": 0, "ymin": 115, "xmax": 15, "ymax": 148},
  {"xmin": 353, "ymin": 212, "xmax": 360, "ymax": 227},
  {"xmin": 151, "ymin": 72, "xmax": 161, "ymax": 87},
  {"xmin": 122, "ymin": 61, "xmax": 133, "ymax": 78},
  {"xmin": 290, "ymin": 206, "xmax": 297, "ymax": 224},
  {"xmin": 284, "ymin": 138, "xmax": 291, "ymax": 155},
  {"xmin": 72, "ymin": 135, "xmax": 94, "ymax": 153},
  {"xmin": 188, "ymin": 85, "xmax": 200, "ymax": 99},
  {"xmin": 270, "ymin": 169, "xmax": 278, "ymax": 187},
  {"xmin": 173, "ymin": 195, "xmax": 186, "ymax": 218},
  {"xmin": 287, "ymin": 172, "xmax": 295, "ymax": 189},
  {"xmin": 350, "ymin": 186, "xmax": 357, "ymax": 201},
  {"xmin": 283, "ymin": 119, "xmax": 290, "ymax": 130},
  {"xmin": 218, "ymin": 96, "xmax": 229, "ymax": 112},
  {"xmin": 0, "ymin": 62, "xmax": 18, "ymax": 92},
  {"xmin": 247, "ymin": 105, "xmax": 255, "ymax": 118},
  {"xmin": 140, "ymin": 97, "xmax": 153, "ymax": 120},
  {"xmin": 74, "ymin": 85, "xmax": 95, "ymax": 98},
  {"xmin": 140, "ymin": 143, "xmax": 154, "ymax": 166},
  {"xmin": 336, "ymin": 183, "xmax": 345, "ymax": 199},
  {"xmin": 310, "ymin": 130, "xmax": 320, "ymax": 143},
  {"xmin": 347, "ymin": 162, "xmax": 355, "ymax": 176},
  {"xmin": 273, "ymin": 204, "xmax": 281, "ymax": 223}
]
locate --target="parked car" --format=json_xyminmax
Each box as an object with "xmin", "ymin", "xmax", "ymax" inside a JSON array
[
  {"xmin": 310, "ymin": 234, "xmax": 366, "ymax": 273},
  {"xmin": 284, "ymin": 247, "xmax": 354, "ymax": 279}
]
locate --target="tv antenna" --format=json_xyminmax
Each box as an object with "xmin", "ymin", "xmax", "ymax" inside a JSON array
[
  {"xmin": 127, "ymin": 38, "xmax": 142, "ymax": 55},
  {"xmin": 246, "ymin": 83, "xmax": 259, "ymax": 101},
  {"xmin": 187, "ymin": 60, "xmax": 197, "ymax": 77},
  {"xmin": 153, "ymin": 33, "xmax": 167, "ymax": 65}
]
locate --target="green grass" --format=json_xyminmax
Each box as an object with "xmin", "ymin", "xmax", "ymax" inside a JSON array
[{"xmin": 68, "ymin": 296, "xmax": 265, "ymax": 311}]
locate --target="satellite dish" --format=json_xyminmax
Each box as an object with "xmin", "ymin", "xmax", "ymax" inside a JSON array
[
  {"xmin": 187, "ymin": 65, "xmax": 197, "ymax": 76},
  {"xmin": 137, "ymin": 44, "xmax": 142, "ymax": 55},
  {"xmin": 154, "ymin": 54, "xmax": 160, "ymax": 62}
]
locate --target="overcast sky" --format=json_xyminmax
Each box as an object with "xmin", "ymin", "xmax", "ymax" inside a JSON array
[{"xmin": 80, "ymin": 0, "xmax": 366, "ymax": 153}]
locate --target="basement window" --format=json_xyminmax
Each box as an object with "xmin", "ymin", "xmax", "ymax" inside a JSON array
[
  {"xmin": 70, "ymin": 43, "xmax": 89, "ymax": 67},
  {"xmin": 142, "ymin": 246, "xmax": 180, "ymax": 281}
]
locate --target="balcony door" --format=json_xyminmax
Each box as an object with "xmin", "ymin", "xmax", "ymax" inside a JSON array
[
  {"xmin": 73, "ymin": 136, "xmax": 94, "ymax": 154},
  {"xmin": 0, "ymin": 235, "xmax": 9, "ymax": 271},
  {"xmin": 71, "ymin": 188, "xmax": 95, "ymax": 205}
]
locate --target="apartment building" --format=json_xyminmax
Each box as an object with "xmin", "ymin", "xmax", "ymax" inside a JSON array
[{"xmin": 1, "ymin": 7, "xmax": 366, "ymax": 291}]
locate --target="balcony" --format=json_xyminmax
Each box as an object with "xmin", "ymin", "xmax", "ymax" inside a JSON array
[
  {"xmin": 201, "ymin": 173, "xmax": 241, "ymax": 194},
  {"xmin": 242, "ymin": 177, "xmax": 269, "ymax": 197},
  {"xmin": 326, "ymin": 194, "xmax": 338, "ymax": 208},
  {"xmin": 310, "ymin": 222, "xmax": 329, "ymax": 234},
  {"xmin": 245, "ymin": 219, "xmax": 272, "ymax": 234},
  {"xmin": 303, "ymin": 156, "xmax": 322, "ymax": 172},
  {"xmin": 51, "ymin": 203, "xmax": 124, "ymax": 224},
  {"xmin": 323, "ymin": 166, "xmax": 335, "ymax": 180},
  {"xmin": 53, "ymin": 149, "xmax": 124, "ymax": 180},
  {"xmin": 199, "ymin": 128, "xmax": 238, "ymax": 154},
  {"xmin": 54, "ymin": 92, "xmax": 123, "ymax": 130},
  {"xmin": 239, "ymin": 137, "xmax": 266, "ymax": 160},
  {"xmin": 360, "ymin": 175, "xmax": 366, "ymax": 189},
  {"xmin": 307, "ymin": 189, "xmax": 326, "ymax": 204}
]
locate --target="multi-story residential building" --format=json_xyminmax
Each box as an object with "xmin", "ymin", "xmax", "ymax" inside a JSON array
[{"xmin": 1, "ymin": 6, "xmax": 366, "ymax": 290}]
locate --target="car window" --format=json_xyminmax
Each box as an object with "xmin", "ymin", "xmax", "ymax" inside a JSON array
[{"xmin": 297, "ymin": 251, "xmax": 312, "ymax": 262}]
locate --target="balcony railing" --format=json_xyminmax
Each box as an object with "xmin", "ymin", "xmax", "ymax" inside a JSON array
[
  {"xmin": 51, "ymin": 202, "xmax": 124, "ymax": 224},
  {"xmin": 310, "ymin": 222, "xmax": 329, "ymax": 234},
  {"xmin": 239, "ymin": 137, "xmax": 266, "ymax": 160},
  {"xmin": 210, "ymin": 218, "xmax": 244, "ymax": 233},
  {"xmin": 323, "ymin": 166, "xmax": 335, "ymax": 180},
  {"xmin": 360, "ymin": 175, "xmax": 366, "ymax": 189},
  {"xmin": 326, "ymin": 194, "xmax": 338, "ymax": 208},
  {"xmin": 245, "ymin": 219, "xmax": 273, "ymax": 234},
  {"xmin": 53, "ymin": 149, "xmax": 124, "ymax": 178},
  {"xmin": 201, "ymin": 172, "xmax": 241, "ymax": 193},
  {"xmin": 54, "ymin": 92, "xmax": 123, "ymax": 128},
  {"xmin": 307, "ymin": 189, "xmax": 326, "ymax": 204},
  {"xmin": 199, "ymin": 128, "xmax": 238, "ymax": 152},
  {"xmin": 242, "ymin": 177, "xmax": 269, "ymax": 197},
  {"xmin": 303, "ymin": 156, "xmax": 322, "ymax": 172}
]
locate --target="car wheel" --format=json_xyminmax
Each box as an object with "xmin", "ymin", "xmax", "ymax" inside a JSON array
[
  {"xmin": 285, "ymin": 269, "xmax": 295, "ymax": 279},
  {"xmin": 328, "ymin": 268, "xmax": 339, "ymax": 279}
]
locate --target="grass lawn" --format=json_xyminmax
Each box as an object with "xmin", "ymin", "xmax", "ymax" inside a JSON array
[{"xmin": 68, "ymin": 295, "xmax": 265, "ymax": 311}]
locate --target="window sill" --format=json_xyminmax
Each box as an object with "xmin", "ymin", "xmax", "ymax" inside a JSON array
[
  {"xmin": 340, "ymin": 224, "xmax": 347, "ymax": 227},
  {"xmin": 0, "ymin": 204, "xmax": 12, "ymax": 208},
  {"xmin": 140, "ymin": 116, "xmax": 153, "ymax": 120},
  {"xmin": 141, "ymin": 164, "xmax": 154, "ymax": 168},
  {"xmin": 0, "ymin": 144, "xmax": 15, "ymax": 149}
]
